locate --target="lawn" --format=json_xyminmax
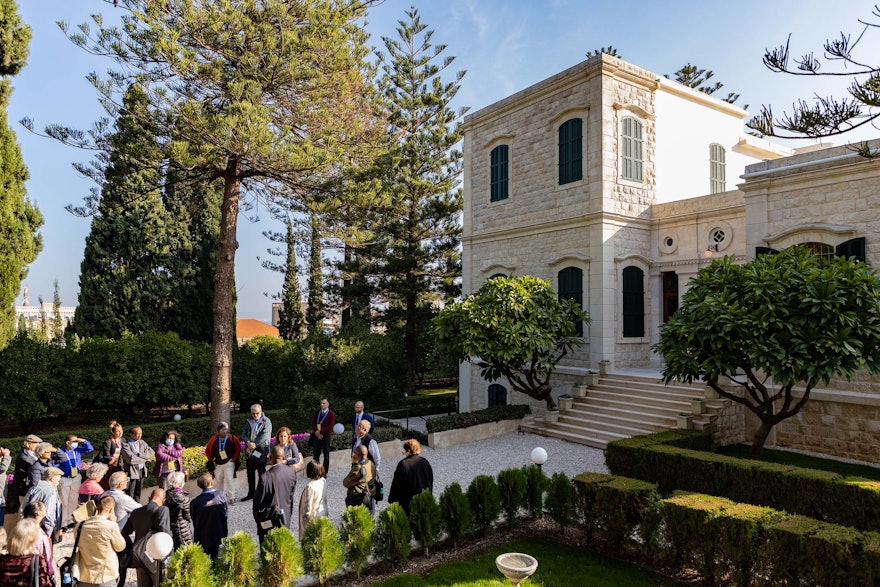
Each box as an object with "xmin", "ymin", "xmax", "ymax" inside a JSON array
[
  {"xmin": 369, "ymin": 537, "xmax": 683, "ymax": 586},
  {"xmin": 717, "ymin": 444, "xmax": 880, "ymax": 480}
]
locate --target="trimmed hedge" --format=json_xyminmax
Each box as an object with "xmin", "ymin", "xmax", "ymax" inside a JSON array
[
  {"xmin": 574, "ymin": 473, "xmax": 880, "ymax": 586},
  {"xmin": 425, "ymin": 404, "xmax": 530, "ymax": 434},
  {"xmin": 606, "ymin": 430, "xmax": 880, "ymax": 532}
]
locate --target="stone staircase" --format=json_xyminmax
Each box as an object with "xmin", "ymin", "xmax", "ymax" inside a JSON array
[{"xmin": 520, "ymin": 372, "xmax": 722, "ymax": 449}]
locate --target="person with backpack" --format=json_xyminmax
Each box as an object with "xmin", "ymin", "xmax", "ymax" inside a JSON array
[{"xmin": 343, "ymin": 445, "xmax": 377, "ymax": 514}]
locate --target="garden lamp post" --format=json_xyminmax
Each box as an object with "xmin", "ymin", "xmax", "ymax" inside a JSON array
[
  {"xmin": 530, "ymin": 447, "xmax": 547, "ymax": 471},
  {"xmin": 146, "ymin": 531, "xmax": 174, "ymax": 586}
]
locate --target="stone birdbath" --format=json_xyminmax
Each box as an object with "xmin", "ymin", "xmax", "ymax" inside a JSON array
[{"xmin": 495, "ymin": 552, "xmax": 538, "ymax": 587}]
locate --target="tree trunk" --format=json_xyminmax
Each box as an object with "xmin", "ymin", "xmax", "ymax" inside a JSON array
[
  {"xmin": 209, "ymin": 159, "xmax": 240, "ymax": 433},
  {"xmin": 405, "ymin": 292, "xmax": 417, "ymax": 397},
  {"xmin": 750, "ymin": 419, "xmax": 774, "ymax": 454}
]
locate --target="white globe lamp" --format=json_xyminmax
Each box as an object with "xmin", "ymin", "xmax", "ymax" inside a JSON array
[
  {"xmin": 530, "ymin": 447, "xmax": 548, "ymax": 471},
  {"xmin": 146, "ymin": 532, "xmax": 174, "ymax": 585},
  {"xmin": 173, "ymin": 414, "xmax": 181, "ymax": 422},
  {"xmin": 333, "ymin": 423, "xmax": 344, "ymax": 435}
]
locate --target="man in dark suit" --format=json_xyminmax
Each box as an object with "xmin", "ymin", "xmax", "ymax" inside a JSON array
[
  {"xmin": 10, "ymin": 434, "xmax": 41, "ymax": 512},
  {"xmin": 309, "ymin": 398, "xmax": 335, "ymax": 472},
  {"xmin": 388, "ymin": 439, "xmax": 433, "ymax": 514},
  {"xmin": 253, "ymin": 446, "xmax": 297, "ymax": 544},
  {"xmin": 190, "ymin": 473, "xmax": 228, "ymax": 559},
  {"xmin": 122, "ymin": 488, "xmax": 170, "ymax": 587},
  {"xmin": 351, "ymin": 400, "xmax": 375, "ymax": 442}
]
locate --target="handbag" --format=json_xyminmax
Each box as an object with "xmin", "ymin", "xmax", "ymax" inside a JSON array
[{"xmin": 58, "ymin": 521, "xmax": 85, "ymax": 586}]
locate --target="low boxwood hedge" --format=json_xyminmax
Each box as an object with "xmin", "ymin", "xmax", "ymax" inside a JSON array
[
  {"xmin": 606, "ymin": 430, "xmax": 880, "ymax": 533},
  {"xmin": 425, "ymin": 405, "xmax": 530, "ymax": 434}
]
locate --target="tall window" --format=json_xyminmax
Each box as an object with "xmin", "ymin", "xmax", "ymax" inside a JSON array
[
  {"xmin": 490, "ymin": 145, "xmax": 509, "ymax": 201},
  {"xmin": 710, "ymin": 143, "xmax": 726, "ymax": 193},
  {"xmin": 558, "ymin": 118, "xmax": 583, "ymax": 185},
  {"xmin": 622, "ymin": 266, "xmax": 645, "ymax": 337},
  {"xmin": 620, "ymin": 117, "xmax": 643, "ymax": 182},
  {"xmin": 488, "ymin": 384, "xmax": 507, "ymax": 407},
  {"xmin": 557, "ymin": 266, "xmax": 584, "ymax": 336}
]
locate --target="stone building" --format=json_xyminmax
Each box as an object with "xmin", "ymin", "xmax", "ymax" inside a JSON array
[{"xmin": 460, "ymin": 53, "xmax": 880, "ymax": 462}]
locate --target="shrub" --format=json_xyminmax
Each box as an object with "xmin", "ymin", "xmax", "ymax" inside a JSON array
[
  {"xmin": 661, "ymin": 492, "xmax": 734, "ymax": 583},
  {"xmin": 425, "ymin": 404, "xmax": 530, "ymax": 434},
  {"xmin": 408, "ymin": 490, "xmax": 441, "ymax": 556},
  {"xmin": 545, "ymin": 472, "xmax": 576, "ymax": 529},
  {"xmin": 373, "ymin": 502, "xmax": 411, "ymax": 567},
  {"xmin": 214, "ymin": 531, "xmax": 258, "ymax": 587},
  {"xmin": 259, "ymin": 527, "xmax": 302, "ymax": 587},
  {"xmin": 522, "ymin": 464, "xmax": 547, "ymax": 519},
  {"xmin": 439, "ymin": 482, "xmax": 472, "ymax": 548},
  {"xmin": 340, "ymin": 505, "xmax": 374, "ymax": 578},
  {"xmin": 467, "ymin": 475, "xmax": 502, "ymax": 536},
  {"xmin": 497, "ymin": 467, "xmax": 527, "ymax": 524},
  {"xmin": 573, "ymin": 473, "xmax": 658, "ymax": 553},
  {"xmin": 301, "ymin": 516, "xmax": 343, "ymax": 586},
  {"xmin": 164, "ymin": 543, "xmax": 215, "ymax": 587}
]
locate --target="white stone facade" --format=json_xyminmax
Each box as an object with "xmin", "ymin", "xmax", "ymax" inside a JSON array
[{"xmin": 461, "ymin": 54, "xmax": 880, "ymax": 463}]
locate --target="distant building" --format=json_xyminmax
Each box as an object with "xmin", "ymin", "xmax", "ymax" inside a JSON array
[
  {"xmin": 270, "ymin": 301, "xmax": 340, "ymax": 335},
  {"xmin": 236, "ymin": 318, "xmax": 280, "ymax": 346}
]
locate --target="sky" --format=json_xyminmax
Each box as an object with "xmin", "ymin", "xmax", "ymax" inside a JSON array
[{"xmin": 9, "ymin": 0, "xmax": 880, "ymax": 323}]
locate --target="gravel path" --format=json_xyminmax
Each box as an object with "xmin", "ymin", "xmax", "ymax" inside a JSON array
[{"xmin": 52, "ymin": 432, "xmax": 607, "ymax": 585}]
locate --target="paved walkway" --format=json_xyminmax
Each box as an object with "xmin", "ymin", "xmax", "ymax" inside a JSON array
[{"xmin": 50, "ymin": 432, "xmax": 607, "ymax": 586}]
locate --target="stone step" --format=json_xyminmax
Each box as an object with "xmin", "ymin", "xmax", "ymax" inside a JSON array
[
  {"xmin": 561, "ymin": 404, "xmax": 680, "ymax": 428},
  {"xmin": 594, "ymin": 377, "xmax": 705, "ymax": 396},
  {"xmin": 583, "ymin": 390, "xmax": 694, "ymax": 412}
]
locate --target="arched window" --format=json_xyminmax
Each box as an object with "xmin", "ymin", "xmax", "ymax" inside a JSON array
[
  {"xmin": 490, "ymin": 144, "xmax": 509, "ymax": 201},
  {"xmin": 620, "ymin": 117, "xmax": 643, "ymax": 182},
  {"xmin": 622, "ymin": 266, "xmax": 645, "ymax": 337},
  {"xmin": 488, "ymin": 384, "xmax": 507, "ymax": 407},
  {"xmin": 709, "ymin": 143, "xmax": 726, "ymax": 193},
  {"xmin": 558, "ymin": 118, "xmax": 583, "ymax": 185},
  {"xmin": 802, "ymin": 241, "xmax": 834, "ymax": 261},
  {"xmin": 557, "ymin": 266, "xmax": 584, "ymax": 336}
]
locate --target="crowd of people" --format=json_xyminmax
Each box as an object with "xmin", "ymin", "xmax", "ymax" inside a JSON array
[{"xmin": 0, "ymin": 398, "xmax": 434, "ymax": 587}]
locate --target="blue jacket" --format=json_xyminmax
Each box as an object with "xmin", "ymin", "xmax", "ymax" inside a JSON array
[
  {"xmin": 56, "ymin": 440, "xmax": 95, "ymax": 478},
  {"xmin": 242, "ymin": 415, "xmax": 272, "ymax": 454}
]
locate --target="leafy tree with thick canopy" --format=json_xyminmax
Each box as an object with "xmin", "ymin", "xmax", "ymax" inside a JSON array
[
  {"xmin": 747, "ymin": 5, "xmax": 880, "ymax": 145},
  {"xmin": 32, "ymin": 0, "xmax": 381, "ymax": 431},
  {"xmin": 434, "ymin": 275, "xmax": 589, "ymax": 409},
  {"xmin": 654, "ymin": 247, "xmax": 880, "ymax": 453}
]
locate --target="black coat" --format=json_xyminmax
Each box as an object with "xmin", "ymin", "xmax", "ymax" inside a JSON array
[
  {"xmin": 12, "ymin": 449, "xmax": 37, "ymax": 495},
  {"xmin": 164, "ymin": 489, "xmax": 193, "ymax": 548},
  {"xmin": 190, "ymin": 489, "xmax": 228, "ymax": 556},
  {"xmin": 122, "ymin": 502, "xmax": 171, "ymax": 569},
  {"xmin": 388, "ymin": 454, "xmax": 433, "ymax": 513}
]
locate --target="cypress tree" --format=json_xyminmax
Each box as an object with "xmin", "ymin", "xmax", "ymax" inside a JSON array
[
  {"xmin": 0, "ymin": 0, "xmax": 41, "ymax": 348},
  {"xmin": 74, "ymin": 84, "xmax": 168, "ymax": 339},
  {"xmin": 305, "ymin": 212, "xmax": 325, "ymax": 336},
  {"xmin": 277, "ymin": 217, "xmax": 304, "ymax": 341}
]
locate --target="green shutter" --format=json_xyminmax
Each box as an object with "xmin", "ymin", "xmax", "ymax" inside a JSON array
[
  {"xmin": 622, "ymin": 266, "xmax": 644, "ymax": 337},
  {"xmin": 557, "ymin": 266, "xmax": 584, "ymax": 336},
  {"xmin": 490, "ymin": 145, "xmax": 509, "ymax": 202},
  {"xmin": 558, "ymin": 118, "xmax": 582, "ymax": 185},
  {"xmin": 836, "ymin": 237, "xmax": 866, "ymax": 262}
]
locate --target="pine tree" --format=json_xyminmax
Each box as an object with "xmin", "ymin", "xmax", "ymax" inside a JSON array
[
  {"xmin": 41, "ymin": 0, "xmax": 382, "ymax": 430},
  {"xmin": 747, "ymin": 7, "xmax": 880, "ymax": 146},
  {"xmin": 306, "ymin": 212, "xmax": 325, "ymax": 336},
  {"xmin": 277, "ymin": 218, "xmax": 304, "ymax": 341},
  {"xmin": 0, "ymin": 0, "xmax": 42, "ymax": 348},
  {"xmin": 350, "ymin": 8, "xmax": 466, "ymax": 394},
  {"xmin": 667, "ymin": 63, "xmax": 740, "ymax": 104}
]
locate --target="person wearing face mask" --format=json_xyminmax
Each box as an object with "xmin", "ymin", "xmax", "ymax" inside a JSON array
[
  {"xmin": 56, "ymin": 434, "xmax": 94, "ymax": 529},
  {"xmin": 204, "ymin": 422, "xmax": 241, "ymax": 503},
  {"xmin": 152, "ymin": 430, "xmax": 185, "ymax": 490},
  {"xmin": 241, "ymin": 404, "xmax": 272, "ymax": 502}
]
